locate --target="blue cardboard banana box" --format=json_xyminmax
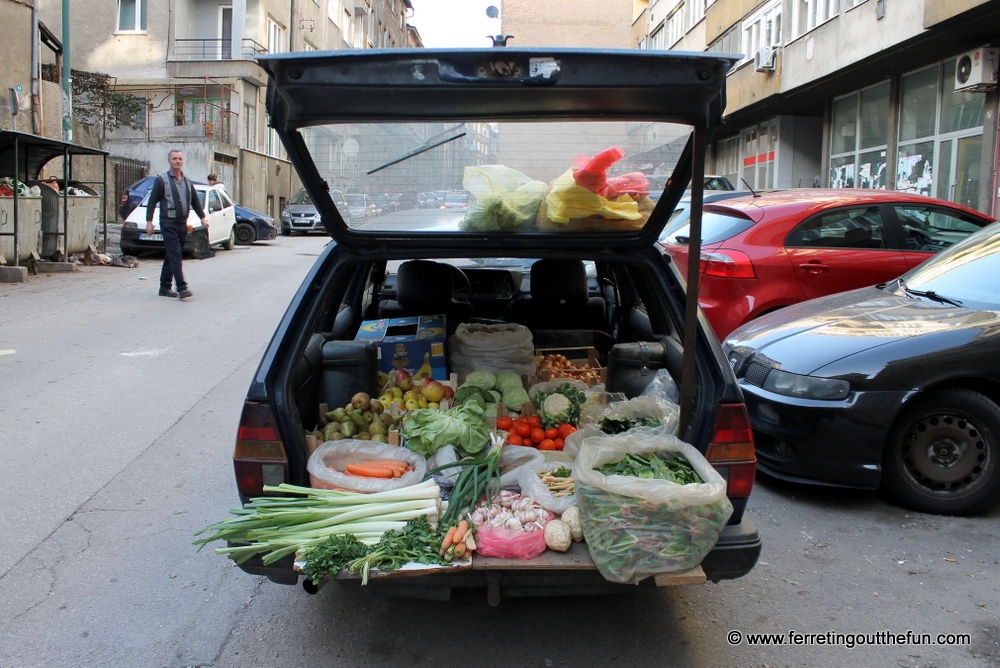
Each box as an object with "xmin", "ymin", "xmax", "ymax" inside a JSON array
[{"xmin": 355, "ymin": 314, "xmax": 448, "ymax": 384}]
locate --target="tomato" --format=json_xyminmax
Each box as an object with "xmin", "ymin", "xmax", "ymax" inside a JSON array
[
  {"xmin": 515, "ymin": 423, "xmax": 532, "ymax": 438},
  {"xmin": 538, "ymin": 438, "xmax": 557, "ymax": 450},
  {"xmin": 557, "ymin": 423, "xmax": 577, "ymax": 438},
  {"xmin": 496, "ymin": 416, "xmax": 513, "ymax": 430},
  {"xmin": 554, "ymin": 437, "xmax": 565, "ymax": 450},
  {"xmin": 506, "ymin": 434, "xmax": 523, "ymax": 446},
  {"xmin": 527, "ymin": 415, "xmax": 542, "ymax": 428},
  {"xmin": 530, "ymin": 427, "xmax": 546, "ymax": 444},
  {"xmin": 544, "ymin": 427, "xmax": 559, "ymax": 439}
]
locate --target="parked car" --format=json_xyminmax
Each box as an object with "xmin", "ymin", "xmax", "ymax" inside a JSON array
[
  {"xmin": 120, "ymin": 183, "xmax": 237, "ymax": 257},
  {"xmin": 281, "ymin": 188, "xmax": 350, "ymax": 235},
  {"xmin": 658, "ymin": 189, "xmax": 994, "ymax": 339},
  {"xmin": 343, "ymin": 193, "xmax": 379, "ymax": 222},
  {"xmin": 417, "ymin": 192, "xmax": 438, "ymax": 208},
  {"xmin": 725, "ymin": 220, "xmax": 1000, "ymax": 515},
  {"xmin": 234, "ymin": 204, "xmax": 278, "ymax": 244},
  {"xmin": 227, "ymin": 48, "xmax": 760, "ymax": 596},
  {"xmin": 647, "ymin": 175, "xmax": 736, "ymax": 202},
  {"xmin": 121, "ymin": 175, "xmax": 276, "ymax": 245},
  {"xmin": 441, "ymin": 190, "xmax": 470, "ymax": 209}
]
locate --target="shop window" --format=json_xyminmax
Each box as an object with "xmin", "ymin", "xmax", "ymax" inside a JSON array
[
  {"xmin": 831, "ymin": 94, "xmax": 857, "ymax": 155},
  {"xmin": 830, "ymin": 155, "xmax": 855, "ymax": 188},
  {"xmin": 829, "ymin": 82, "xmax": 888, "ymax": 190},
  {"xmin": 896, "ymin": 141, "xmax": 934, "ymax": 197},
  {"xmin": 859, "ymin": 84, "xmax": 889, "ymax": 149},
  {"xmin": 899, "ymin": 67, "xmax": 938, "ymax": 142},
  {"xmin": 939, "ymin": 60, "xmax": 985, "ymax": 134}
]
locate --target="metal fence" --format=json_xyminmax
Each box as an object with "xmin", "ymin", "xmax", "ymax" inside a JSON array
[{"xmin": 172, "ymin": 38, "xmax": 268, "ymax": 61}]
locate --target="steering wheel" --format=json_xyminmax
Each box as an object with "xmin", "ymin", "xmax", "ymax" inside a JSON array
[
  {"xmin": 903, "ymin": 225, "xmax": 933, "ymax": 250},
  {"xmin": 450, "ymin": 265, "xmax": 472, "ymax": 302}
]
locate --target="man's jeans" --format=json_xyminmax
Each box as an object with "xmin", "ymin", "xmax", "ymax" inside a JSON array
[{"xmin": 160, "ymin": 220, "xmax": 188, "ymax": 291}]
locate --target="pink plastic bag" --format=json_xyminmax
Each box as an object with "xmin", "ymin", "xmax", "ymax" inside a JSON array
[{"xmin": 475, "ymin": 511, "xmax": 554, "ymax": 559}]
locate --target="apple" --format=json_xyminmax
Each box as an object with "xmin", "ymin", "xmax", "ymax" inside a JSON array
[
  {"xmin": 442, "ymin": 385, "xmax": 455, "ymax": 400},
  {"xmin": 378, "ymin": 393, "xmax": 393, "ymax": 406},
  {"xmin": 420, "ymin": 376, "xmax": 435, "ymax": 389},
  {"xmin": 404, "ymin": 399, "xmax": 420, "ymax": 410},
  {"xmin": 390, "ymin": 387, "xmax": 404, "ymax": 399},
  {"xmin": 417, "ymin": 397, "xmax": 428, "ymax": 408},
  {"xmin": 427, "ymin": 401, "xmax": 440, "ymax": 409},
  {"xmin": 394, "ymin": 370, "xmax": 413, "ymax": 390},
  {"xmin": 403, "ymin": 389, "xmax": 421, "ymax": 403},
  {"xmin": 420, "ymin": 380, "xmax": 446, "ymax": 403}
]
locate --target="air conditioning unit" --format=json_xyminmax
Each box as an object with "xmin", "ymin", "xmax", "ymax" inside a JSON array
[
  {"xmin": 954, "ymin": 46, "xmax": 999, "ymax": 92},
  {"xmin": 754, "ymin": 47, "xmax": 776, "ymax": 73}
]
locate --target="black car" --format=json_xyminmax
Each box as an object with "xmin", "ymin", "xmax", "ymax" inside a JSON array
[
  {"xmin": 725, "ymin": 220, "xmax": 1000, "ymax": 515},
  {"xmin": 120, "ymin": 175, "xmax": 276, "ymax": 244},
  {"xmin": 228, "ymin": 47, "xmax": 761, "ymax": 596}
]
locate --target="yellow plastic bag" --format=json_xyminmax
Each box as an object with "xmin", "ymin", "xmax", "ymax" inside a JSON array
[
  {"xmin": 535, "ymin": 169, "xmax": 654, "ymax": 232},
  {"xmin": 460, "ymin": 165, "xmax": 548, "ymax": 231}
]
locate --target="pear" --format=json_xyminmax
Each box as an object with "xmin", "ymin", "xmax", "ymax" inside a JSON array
[
  {"xmin": 370, "ymin": 399, "xmax": 385, "ymax": 415},
  {"xmin": 351, "ymin": 392, "xmax": 371, "ymax": 410}
]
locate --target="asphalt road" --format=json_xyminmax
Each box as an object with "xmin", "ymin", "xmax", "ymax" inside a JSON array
[{"xmin": 0, "ymin": 234, "xmax": 997, "ymax": 668}]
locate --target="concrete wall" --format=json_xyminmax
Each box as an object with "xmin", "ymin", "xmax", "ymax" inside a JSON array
[
  {"xmin": 776, "ymin": 115, "xmax": 823, "ymax": 188},
  {"xmin": 704, "ymin": 0, "xmax": 759, "ymax": 43},
  {"xmin": 0, "ymin": 0, "xmax": 34, "ymax": 134},
  {"xmin": 502, "ymin": 0, "xmax": 633, "ymax": 48},
  {"xmin": 924, "ymin": 0, "xmax": 994, "ymax": 27}
]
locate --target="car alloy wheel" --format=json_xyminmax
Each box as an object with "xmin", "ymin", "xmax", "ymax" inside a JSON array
[
  {"xmin": 190, "ymin": 231, "xmax": 211, "ymax": 259},
  {"xmin": 235, "ymin": 222, "xmax": 256, "ymax": 244},
  {"xmin": 883, "ymin": 388, "xmax": 1000, "ymax": 515}
]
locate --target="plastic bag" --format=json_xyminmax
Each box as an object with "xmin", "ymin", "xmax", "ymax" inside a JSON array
[
  {"xmin": 474, "ymin": 511, "xmax": 554, "ymax": 559},
  {"xmin": 572, "ymin": 431, "xmax": 733, "ymax": 584},
  {"xmin": 565, "ymin": 395, "xmax": 679, "ymax": 456},
  {"xmin": 426, "ymin": 444, "xmax": 461, "ymax": 487},
  {"xmin": 460, "ymin": 165, "xmax": 547, "ymax": 231},
  {"xmin": 498, "ymin": 445, "xmax": 546, "ymax": 489},
  {"xmin": 639, "ymin": 368, "xmax": 681, "ymax": 405},
  {"xmin": 537, "ymin": 168, "xmax": 645, "ymax": 226},
  {"xmin": 307, "ymin": 440, "xmax": 427, "ymax": 493},
  {"xmin": 516, "ymin": 459, "xmax": 577, "ymax": 515},
  {"xmin": 449, "ymin": 322, "xmax": 535, "ymax": 377}
]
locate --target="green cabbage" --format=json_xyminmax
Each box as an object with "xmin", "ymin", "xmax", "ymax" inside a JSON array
[
  {"xmin": 463, "ymin": 369, "xmax": 497, "ymax": 390},
  {"xmin": 502, "ymin": 386, "xmax": 530, "ymax": 410},
  {"xmin": 495, "ymin": 372, "xmax": 523, "ymax": 393},
  {"xmin": 403, "ymin": 400, "xmax": 491, "ymax": 458}
]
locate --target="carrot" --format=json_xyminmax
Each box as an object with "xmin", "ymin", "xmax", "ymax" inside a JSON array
[
  {"xmin": 453, "ymin": 541, "xmax": 467, "ymax": 558},
  {"xmin": 452, "ymin": 520, "xmax": 470, "ymax": 545},
  {"xmin": 439, "ymin": 525, "xmax": 458, "ymax": 555},
  {"xmin": 344, "ymin": 464, "xmax": 393, "ymax": 478}
]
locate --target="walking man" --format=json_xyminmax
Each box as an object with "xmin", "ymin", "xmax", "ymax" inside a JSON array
[{"xmin": 146, "ymin": 150, "xmax": 207, "ymax": 299}]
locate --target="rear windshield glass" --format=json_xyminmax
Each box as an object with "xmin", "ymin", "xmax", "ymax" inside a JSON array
[
  {"xmin": 659, "ymin": 209, "xmax": 755, "ymax": 245},
  {"xmin": 300, "ymin": 120, "xmax": 692, "ymax": 233}
]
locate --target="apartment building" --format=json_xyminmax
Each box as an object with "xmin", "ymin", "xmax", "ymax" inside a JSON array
[
  {"xmin": 635, "ymin": 0, "xmax": 1000, "ymax": 216},
  {"xmin": 39, "ymin": 0, "xmax": 414, "ymax": 217}
]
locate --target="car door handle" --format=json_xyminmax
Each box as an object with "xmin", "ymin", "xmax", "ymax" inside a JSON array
[{"xmin": 798, "ymin": 262, "xmax": 829, "ymax": 272}]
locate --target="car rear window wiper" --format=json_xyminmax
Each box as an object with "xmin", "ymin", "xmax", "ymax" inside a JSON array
[
  {"xmin": 899, "ymin": 279, "xmax": 963, "ymax": 307},
  {"xmin": 366, "ymin": 124, "xmax": 467, "ymax": 175}
]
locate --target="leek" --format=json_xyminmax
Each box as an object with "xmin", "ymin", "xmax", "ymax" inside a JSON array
[{"xmin": 194, "ymin": 480, "xmax": 442, "ymax": 565}]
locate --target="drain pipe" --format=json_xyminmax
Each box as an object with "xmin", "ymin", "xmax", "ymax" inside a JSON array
[
  {"xmin": 61, "ymin": 0, "xmax": 72, "ymax": 141},
  {"xmin": 31, "ymin": 0, "xmax": 41, "ymax": 134}
]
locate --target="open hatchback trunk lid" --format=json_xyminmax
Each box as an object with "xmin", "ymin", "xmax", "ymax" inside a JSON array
[{"xmin": 259, "ymin": 48, "xmax": 737, "ymax": 253}]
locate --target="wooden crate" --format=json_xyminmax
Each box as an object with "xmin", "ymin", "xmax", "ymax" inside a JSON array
[{"xmin": 533, "ymin": 346, "xmax": 606, "ymax": 386}]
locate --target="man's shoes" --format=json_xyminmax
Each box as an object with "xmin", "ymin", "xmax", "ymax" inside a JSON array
[
  {"xmin": 158, "ymin": 288, "xmax": 179, "ymax": 298},
  {"xmin": 178, "ymin": 289, "xmax": 193, "ymax": 300}
]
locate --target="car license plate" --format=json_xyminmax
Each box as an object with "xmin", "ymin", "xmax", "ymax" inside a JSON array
[{"xmin": 139, "ymin": 233, "xmax": 163, "ymax": 241}]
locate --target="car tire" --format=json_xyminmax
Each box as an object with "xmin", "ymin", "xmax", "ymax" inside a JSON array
[
  {"xmin": 190, "ymin": 232, "xmax": 211, "ymax": 259},
  {"xmin": 221, "ymin": 226, "xmax": 236, "ymax": 250},
  {"xmin": 882, "ymin": 388, "xmax": 1000, "ymax": 515},
  {"xmin": 235, "ymin": 223, "xmax": 256, "ymax": 245},
  {"xmin": 281, "ymin": 227, "xmax": 291, "ymax": 236}
]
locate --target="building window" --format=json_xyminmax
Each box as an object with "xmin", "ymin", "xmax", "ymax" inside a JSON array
[
  {"xmin": 829, "ymin": 82, "xmax": 889, "ymax": 190},
  {"xmin": 793, "ymin": 0, "xmax": 839, "ymax": 38},
  {"xmin": 685, "ymin": 0, "xmax": 707, "ymax": 31},
  {"xmin": 741, "ymin": 120, "xmax": 778, "ymax": 190},
  {"xmin": 708, "ymin": 25, "xmax": 740, "ymax": 57},
  {"xmin": 117, "ymin": 0, "xmax": 147, "ymax": 33},
  {"xmin": 243, "ymin": 103, "xmax": 256, "ymax": 151},
  {"xmin": 712, "ymin": 135, "xmax": 740, "ymax": 182},
  {"xmin": 742, "ymin": 1, "xmax": 782, "ymax": 65},
  {"xmin": 666, "ymin": 5, "xmax": 685, "ymax": 47},
  {"xmin": 267, "ymin": 18, "xmax": 287, "ymax": 54}
]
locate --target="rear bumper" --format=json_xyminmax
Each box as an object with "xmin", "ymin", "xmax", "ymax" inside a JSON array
[
  {"xmin": 120, "ymin": 227, "xmax": 203, "ymax": 254},
  {"xmin": 234, "ymin": 514, "xmax": 761, "ymax": 591}
]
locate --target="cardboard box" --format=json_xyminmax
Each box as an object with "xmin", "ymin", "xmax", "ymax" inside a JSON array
[
  {"xmin": 355, "ymin": 314, "xmax": 448, "ymax": 383},
  {"xmin": 533, "ymin": 346, "xmax": 607, "ymax": 386}
]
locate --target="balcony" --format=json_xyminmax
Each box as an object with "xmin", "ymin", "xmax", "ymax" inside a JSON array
[{"xmin": 167, "ymin": 38, "xmax": 269, "ymax": 85}]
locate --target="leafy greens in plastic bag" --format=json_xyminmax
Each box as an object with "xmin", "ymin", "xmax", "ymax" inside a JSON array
[{"xmin": 403, "ymin": 398, "xmax": 491, "ymax": 459}]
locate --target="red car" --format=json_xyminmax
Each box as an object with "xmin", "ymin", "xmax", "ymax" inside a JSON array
[{"xmin": 659, "ymin": 189, "xmax": 994, "ymax": 339}]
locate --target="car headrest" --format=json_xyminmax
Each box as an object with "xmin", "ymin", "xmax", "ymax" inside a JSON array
[
  {"xmin": 530, "ymin": 259, "xmax": 589, "ymax": 303},
  {"xmin": 396, "ymin": 260, "xmax": 453, "ymax": 305}
]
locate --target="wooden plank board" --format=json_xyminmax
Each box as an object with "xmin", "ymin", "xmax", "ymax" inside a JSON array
[
  {"xmin": 653, "ymin": 565, "xmax": 706, "ymax": 586},
  {"xmin": 471, "ymin": 541, "xmax": 596, "ymax": 570}
]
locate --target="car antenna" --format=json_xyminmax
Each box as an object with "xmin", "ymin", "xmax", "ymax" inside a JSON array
[{"xmin": 740, "ymin": 178, "xmax": 760, "ymax": 197}]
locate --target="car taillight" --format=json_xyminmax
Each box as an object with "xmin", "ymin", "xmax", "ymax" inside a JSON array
[
  {"xmin": 233, "ymin": 401, "xmax": 288, "ymax": 498},
  {"xmin": 700, "ymin": 250, "xmax": 756, "ymax": 278},
  {"xmin": 705, "ymin": 403, "xmax": 756, "ymax": 499},
  {"xmin": 120, "ymin": 193, "xmax": 128, "ymax": 205}
]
